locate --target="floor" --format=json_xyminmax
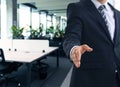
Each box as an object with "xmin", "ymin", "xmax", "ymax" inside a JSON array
[
  {"xmin": 61, "ymin": 67, "xmax": 72, "ymax": 87},
  {"xmin": 0, "ymin": 56, "xmax": 72, "ymax": 87}
]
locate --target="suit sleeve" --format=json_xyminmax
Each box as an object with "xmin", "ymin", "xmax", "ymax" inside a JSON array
[{"xmin": 63, "ymin": 3, "xmax": 83, "ymax": 58}]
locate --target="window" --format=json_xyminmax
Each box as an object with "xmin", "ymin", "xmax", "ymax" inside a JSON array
[
  {"xmin": 1, "ymin": 0, "xmax": 7, "ymax": 39},
  {"xmin": 18, "ymin": 4, "xmax": 30, "ymax": 28},
  {"xmin": 40, "ymin": 12, "xmax": 47, "ymax": 35},
  {"xmin": 47, "ymin": 15, "xmax": 52, "ymax": 29},
  {"xmin": 52, "ymin": 15, "xmax": 56, "ymax": 30},
  {"xmin": 32, "ymin": 10, "xmax": 39, "ymax": 29}
]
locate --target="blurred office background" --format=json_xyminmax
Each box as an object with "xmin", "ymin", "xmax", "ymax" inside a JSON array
[
  {"xmin": 0, "ymin": 0, "xmax": 120, "ymax": 87},
  {"xmin": 0, "ymin": 0, "xmax": 119, "ymax": 40}
]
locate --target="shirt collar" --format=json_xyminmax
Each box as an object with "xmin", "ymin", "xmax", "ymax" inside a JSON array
[{"xmin": 91, "ymin": 0, "xmax": 108, "ymax": 10}]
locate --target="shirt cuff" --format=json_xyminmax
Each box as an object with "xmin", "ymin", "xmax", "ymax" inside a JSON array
[{"xmin": 70, "ymin": 46, "xmax": 79, "ymax": 60}]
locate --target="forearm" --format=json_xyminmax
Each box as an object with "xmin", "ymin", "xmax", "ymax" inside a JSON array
[{"xmin": 63, "ymin": 34, "xmax": 80, "ymax": 58}]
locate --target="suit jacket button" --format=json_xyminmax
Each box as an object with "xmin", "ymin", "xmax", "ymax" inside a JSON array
[{"xmin": 115, "ymin": 70, "xmax": 118, "ymax": 73}]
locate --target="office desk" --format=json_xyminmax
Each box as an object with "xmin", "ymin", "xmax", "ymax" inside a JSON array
[{"xmin": 4, "ymin": 47, "xmax": 59, "ymax": 87}]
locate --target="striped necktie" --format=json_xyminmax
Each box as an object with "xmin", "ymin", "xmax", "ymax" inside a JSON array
[{"xmin": 98, "ymin": 5, "xmax": 108, "ymax": 27}]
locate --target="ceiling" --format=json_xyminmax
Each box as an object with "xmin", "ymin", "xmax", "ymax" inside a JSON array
[{"xmin": 17, "ymin": 0, "xmax": 80, "ymax": 17}]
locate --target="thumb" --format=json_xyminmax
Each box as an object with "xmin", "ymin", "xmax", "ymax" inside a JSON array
[{"xmin": 81, "ymin": 44, "xmax": 93, "ymax": 54}]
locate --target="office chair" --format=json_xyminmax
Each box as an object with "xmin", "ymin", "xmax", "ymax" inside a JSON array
[{"xmin": 0, "ymin": 48, "xmax": 22, "ymax": 87}]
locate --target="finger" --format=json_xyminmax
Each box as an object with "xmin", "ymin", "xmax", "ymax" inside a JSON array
[
  {"xmin": 71, "ymin": 52, "xmax": 80, "ymax": 67},
  {"xmin": 74, "ymin": 60, "xmax": 81, "ymax": 68},
  {"xmin": 73, "ymin": 50, "xmax": 81, "ymax": 68},
  {"xmin": 74, "ymin": 49, "xmax": 81, "ymax": 62},
  {"xmin": 81, "ymin": 44, "xmax": 93, "ymax": 53},
  {"xmin": 71, "ymin": 46, "xmax": 82, "ymax": 68}
]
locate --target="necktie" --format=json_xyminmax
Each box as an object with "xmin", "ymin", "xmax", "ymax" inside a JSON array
[{"xmin": 98, "ymin": 5, "xmax": 108, "ymax": 27}]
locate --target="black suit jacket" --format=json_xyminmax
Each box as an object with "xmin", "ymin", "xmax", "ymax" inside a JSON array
[{"xmin": 63, "ymin": 0, "xmax": 120, "ymax": 87}]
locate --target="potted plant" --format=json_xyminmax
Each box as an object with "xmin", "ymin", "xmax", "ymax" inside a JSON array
[
  {"xmin": 29, "ymin": 23, "xmax": 44, "ymax": 39},
  {"xmin": 45, "ymin": 26, "xmax": 54, "ymax": 39},
  {"xmin": 49, "ymin": 24, "xmax": 65, "ymax": 46},
  {"xmin": 53, "ymin": 24, "xmax": 65, "ymax": 40},
  {"xmin": 46, "ymin": 26, "xmax": 54, "ymax": 34},
  {"xmin": 11, "ymin": 25, "xmax": 24, "ymax": 39}
]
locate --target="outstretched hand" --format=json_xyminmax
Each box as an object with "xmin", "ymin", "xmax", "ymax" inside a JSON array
[{"xmin": 71, "ymin": 44, "xmax": 93, "ymax": 68}]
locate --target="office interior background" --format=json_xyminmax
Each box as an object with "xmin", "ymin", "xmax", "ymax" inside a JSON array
[
  {"xmin": 0, "ymin": 0, "xmax": 119, "ymax": 40},
  {"xmin": 0, "ymin": 0, "xmax": 120, "ymax": 87},
  {"xmin": 0, "ymin": 0, "xmax": 120, "ymax": 40}
]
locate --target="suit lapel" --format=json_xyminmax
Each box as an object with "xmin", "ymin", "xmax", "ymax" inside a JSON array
[
  {"xmin": 113, "ymin": 10, "xmax": 120, "ymax": 45},
  {"xmin": 108, "ymin": 3, "xmax": 120, "ymax": 45},
  {"xmin": 84, "ymin": 0, "xmax": 113, "ymax": 43}
]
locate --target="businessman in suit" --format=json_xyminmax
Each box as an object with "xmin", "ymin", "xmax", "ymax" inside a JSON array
[{"xmin": 63, "ymin": 0, "xmax": 120, "ymax": 87}]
